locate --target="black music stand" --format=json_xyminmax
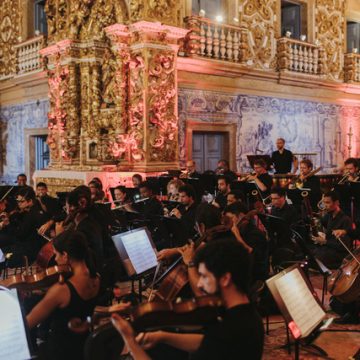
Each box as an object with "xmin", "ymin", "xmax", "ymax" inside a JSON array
[
  {"xmin": 199, "ymin": 173, "xmax": 217, "ymax": 194},
  {"xmin": 247, "ymin": 155, "xmax": 272, "ymax": 170},
  {"xmin": 266, "ymin": 265, "xmax": 328, "ymax": 359},
  {"xmin": 350, "ymin": 182, "xmax": 360, "ymax": 224},
  {"xmin": 289, "ymin": 227, "xmax": 331, "ymax": 305}
]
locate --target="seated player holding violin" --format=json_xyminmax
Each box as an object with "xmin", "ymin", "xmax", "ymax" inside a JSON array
[
  {"xmin": 112, "ymin": 239, "xmax": 264, "ymax": 360},
  {"xmin": 157, "ymin": 203, "xmax": 251, "ymax": 297},
  {"xmin": 26, "ymin": 230, "xmax": 102, "ymax": 360},
  {"xmin": 223, "ymin": 202, "xmax": 269, "ymax": 281},
  {"xmin": 0, "ymin": 187, "xmax": 49, "ymax": 267}
]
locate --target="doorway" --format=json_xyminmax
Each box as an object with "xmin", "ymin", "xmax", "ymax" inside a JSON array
[{"xmin": 192, "ymin": 132, "xmax": 228, "ymax": 173}]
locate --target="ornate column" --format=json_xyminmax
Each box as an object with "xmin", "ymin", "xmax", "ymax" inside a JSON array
[{"xmin": 106, "ymin": 21, "xmax": 188, "ymax": 172}]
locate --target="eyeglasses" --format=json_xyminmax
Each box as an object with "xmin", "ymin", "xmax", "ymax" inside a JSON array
[{"xmin": 16, "ymin": 199, "xmax": 26, "ymax": 203}]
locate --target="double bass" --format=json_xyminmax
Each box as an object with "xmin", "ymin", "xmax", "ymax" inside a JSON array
[{"xmin": 329, "ymin": 245, "xmax": 360, "ymax": 303}]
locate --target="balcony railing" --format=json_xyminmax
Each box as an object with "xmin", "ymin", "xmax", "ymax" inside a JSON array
[
  {"xmin": 183, "ymin": 16, "xmax": 246, "ymax": 63},
  {"xmin": 277, "ymin": 37, "xmax": 325, "ymax": 75},
  {"xmin": 344, "ymin": 53, "xmax": 360, "ymax": 83},
  {"xmin": 14, "ymin": 35, "xmax": 46, "ymax": 75}
]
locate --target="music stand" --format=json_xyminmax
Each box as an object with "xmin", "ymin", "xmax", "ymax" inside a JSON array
[
  {"xmin": 112, "ymin": 227, "xmax": 159, "ymax": 302},
  {"xmin": 266, "ymin": 265, "xmax": 328, "ymax": 359},
  {"xmin": 247, "ymin": 155, "xmax": 272, "ymax": 170}
]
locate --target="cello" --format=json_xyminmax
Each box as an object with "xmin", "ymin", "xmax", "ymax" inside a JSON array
[{"xmin": 329, "ymin": 236, "xmax": 360, "ymax": 303}]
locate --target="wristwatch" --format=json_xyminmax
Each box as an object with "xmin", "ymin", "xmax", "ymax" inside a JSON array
[{"xmin": 187, "ymin": 261, "xmax": 196, "ymax": 268}]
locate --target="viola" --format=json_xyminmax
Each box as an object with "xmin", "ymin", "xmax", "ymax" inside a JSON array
[
  {"xmin": 329, "ymin": 246, "xmax": 360, "ymax": 303},
  {"xmin": 0, "ymin": 264, "xmax": 72, "ymax": 291}
]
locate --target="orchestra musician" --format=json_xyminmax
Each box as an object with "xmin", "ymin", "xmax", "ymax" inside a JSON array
[
  {"xmin": 36, "ymin": 182, "xmax": 63, "ymax": 236},
  {"xmin": 113, "ymin": 185, "xmax": 131, "ymax": 204},
  {"xmin": 180, "ymin": 160, "xmax": 201, "ymax": 179},
  {"xmin": 213, "ymin": 175, "xmax": 231, "ymax": 210},
  {"xmin": 343, "ymin": 158, "xmax": 360, "ymax": 182},
  {"xmin": 132, "ymin": 174, "xmax": 143, "ymax": 188},
  {"xmin": 246, "ymin": 159, "xmax": 273, "ymax": 199},
  {"xmin": 215, "ymin": 159, "xmax": 237, "ymax": 181},
  {"xmin": 0, "ymin": 187, "xmax": 48, "ymax": 267},
  {"xmin": 111, "ymin": 239, "xmax": 264, "ymax": 360},
  {"xmin": 166, "ymin": 179, "xmax": 185, "ymax": 202},
  {"xmin": 59, "ymin": 187, "xmax": 104, "ymax": 269},
  {"xmin": 88, "ymin": 180, "xmax": 106, "ymax": 203},
  {"xmin": 133, "ymin": 181, "xmax": 163, "ymax": 217},
  {"xmin": 268, "ymin": 187, "xmax": 300, "ymax": 251},
  {"xmin": 311, "ymin": 191, "xmax": 352, "ymax": 269},
  {"xmin": 26, "ymin": 230, "xmax": 101, "ymax": 360},
  {"xmin": 290, "ymin": 158, "xmax": 321, "ymax": 210},
  {"xmin": 226, "ymin": 190, "xmax": 245, "ymax": 206},
  {"xmin": 270, "ymin": 187, "xmax": 299, "ymax": 226},
  {"xmin": 168, "ymin": 185, "xmax": 198, "ymax": 241},
  {"xmin": 16, "ymin": 173, "xmax": 29, "ymax": 187},
  {"xmin": 271, "ymin": 138, "xmax": 298, "ymax": 174},
  {"xmin": 224, "ymin": 202, "xmax": 269, "ymax": 280},
  {"xmin": 332, "ymin": 226, "xmax": 360, "ymax": 324}
]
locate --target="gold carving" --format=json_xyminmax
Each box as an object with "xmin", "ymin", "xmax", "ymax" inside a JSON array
[
  {"xmin": 35, "ymin": 176, "xmax": 84, "ymax": 196},
  {"xmin": 148, "ymin": 50, "xmax": 177, "ymax": 162},
  {"xmin": 315, "ymin": 0, "xmax": 345, "ymax": 81},
  {"xmin": 0, "ymin": 0, "xmax": 20, "ymax": 78},
  {"xmin": 239, "ymin": 0, "xmax": 277, "ymax": 70}
]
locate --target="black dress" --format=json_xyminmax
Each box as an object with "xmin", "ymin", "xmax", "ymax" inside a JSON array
[{"xmin": 40, "ymin": 280, "xmax": 98, "ymax": 360}]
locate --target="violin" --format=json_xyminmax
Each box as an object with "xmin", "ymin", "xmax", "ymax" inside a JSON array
[
  {"xmin": 0, "ymin": 264, "xmax": 72, "ymax": 291},
  {"xmin": 73, "ymin": 295, "xmax": 223, "ymax": 360},
  {"xmin": 70, "ymin": 295, "xmax": 224, "ymax": 333}
]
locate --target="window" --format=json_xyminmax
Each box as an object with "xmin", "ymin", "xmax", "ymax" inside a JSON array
[
  {"xmin": 34, "ymin": 0, "xmax": 47, "ymax": 35},
  {"xmin": 35, "ymin": 135, "xmax": 49, "ymax": 170},
  {"xmin": 347, "ymin": 21, "xmax": 360, "ymax": 53},
  {"xmin": 192, "ymin": 0, "xmax": 224, "ymax": 21},
  {"xmin": 281, "ymin": 0, "xmax": 307, "ymax": 40}
]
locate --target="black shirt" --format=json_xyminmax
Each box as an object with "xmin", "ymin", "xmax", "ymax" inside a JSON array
[
  {"xmin": 214, "ymin": 192, "xmax": 228, "ymax": 210},
  {"xmin": 271, "ymin": 149, "xmax": 293, "ymax": 174},
  {"xmin": 192, "ymin": 303, "xmax": 264, "ymax": 360},
  {"xmin": 257, "ymin": 173, "xmax": 273, "ymax": 197},
  {"xmin": 271, "ymin": 202, "xmax": 299, "ymax": 225},
  {"xmin": 321, "ymin": 210, "xmax": 352, "ymax": 252},
  {"xmin": 302, "ymin": 175, "xmax": 321, "ymax": 210},
  {"xmin": 45, "ymin": 280, "xmax": 98, "ymax": 360},
  {"xmin": 134, "ymin": 197, "xmax": 164, "ymax": 218},
  {"xmin": 179, "ymin": 202, "xmax": 198, "ymax": 239},
  {"xmin": 240, "ymin": 222, "xmax": 268, "ymax": 280}
]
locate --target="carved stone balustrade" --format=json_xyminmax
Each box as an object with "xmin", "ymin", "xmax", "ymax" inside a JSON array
[
  {"xmin": 183, "ymin": 16, "xmax": 245, "ymax": 63},
  {"xmin": 344, "ymin": 53, "xmax": 360, "ymax": 83},
  {"xmin": 14, "ymin": 35, "xmax": 46, "ymax": 75},
  {"xmin": 277, "ymin": 37, "xmax": 325, "ymax": 75}
]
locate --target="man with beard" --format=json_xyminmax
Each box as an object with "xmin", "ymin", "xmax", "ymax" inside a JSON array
[
  {"xmin": 169, "ymin": 184, "xmax": 198, "ymax": 242},
  {"xmin": 271, "ymin": 138, "xmax": 297, "ymax": 174},
  {"xmin": 213, "ymin": 176, "xmax": 231, "ymax": 210},
  {"xmin": 112, "ymin": 239, "xmax": 264, "ymax": 360},
  {"xmin": 311, "ymin": 191, "xmax": 352, "ymax": 269}
]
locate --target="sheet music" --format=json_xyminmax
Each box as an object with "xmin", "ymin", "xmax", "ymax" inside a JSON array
[
  {"xmin": 0, "ymin": 289, "xmax": 31, "ymax": 360},
  {"xmin": 121, "ymin": 229, "xmax": 158, "ymax": 274},
  {"xmin": 275, "ymin": 268, "xmax": 325, "ymax": 338}
]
